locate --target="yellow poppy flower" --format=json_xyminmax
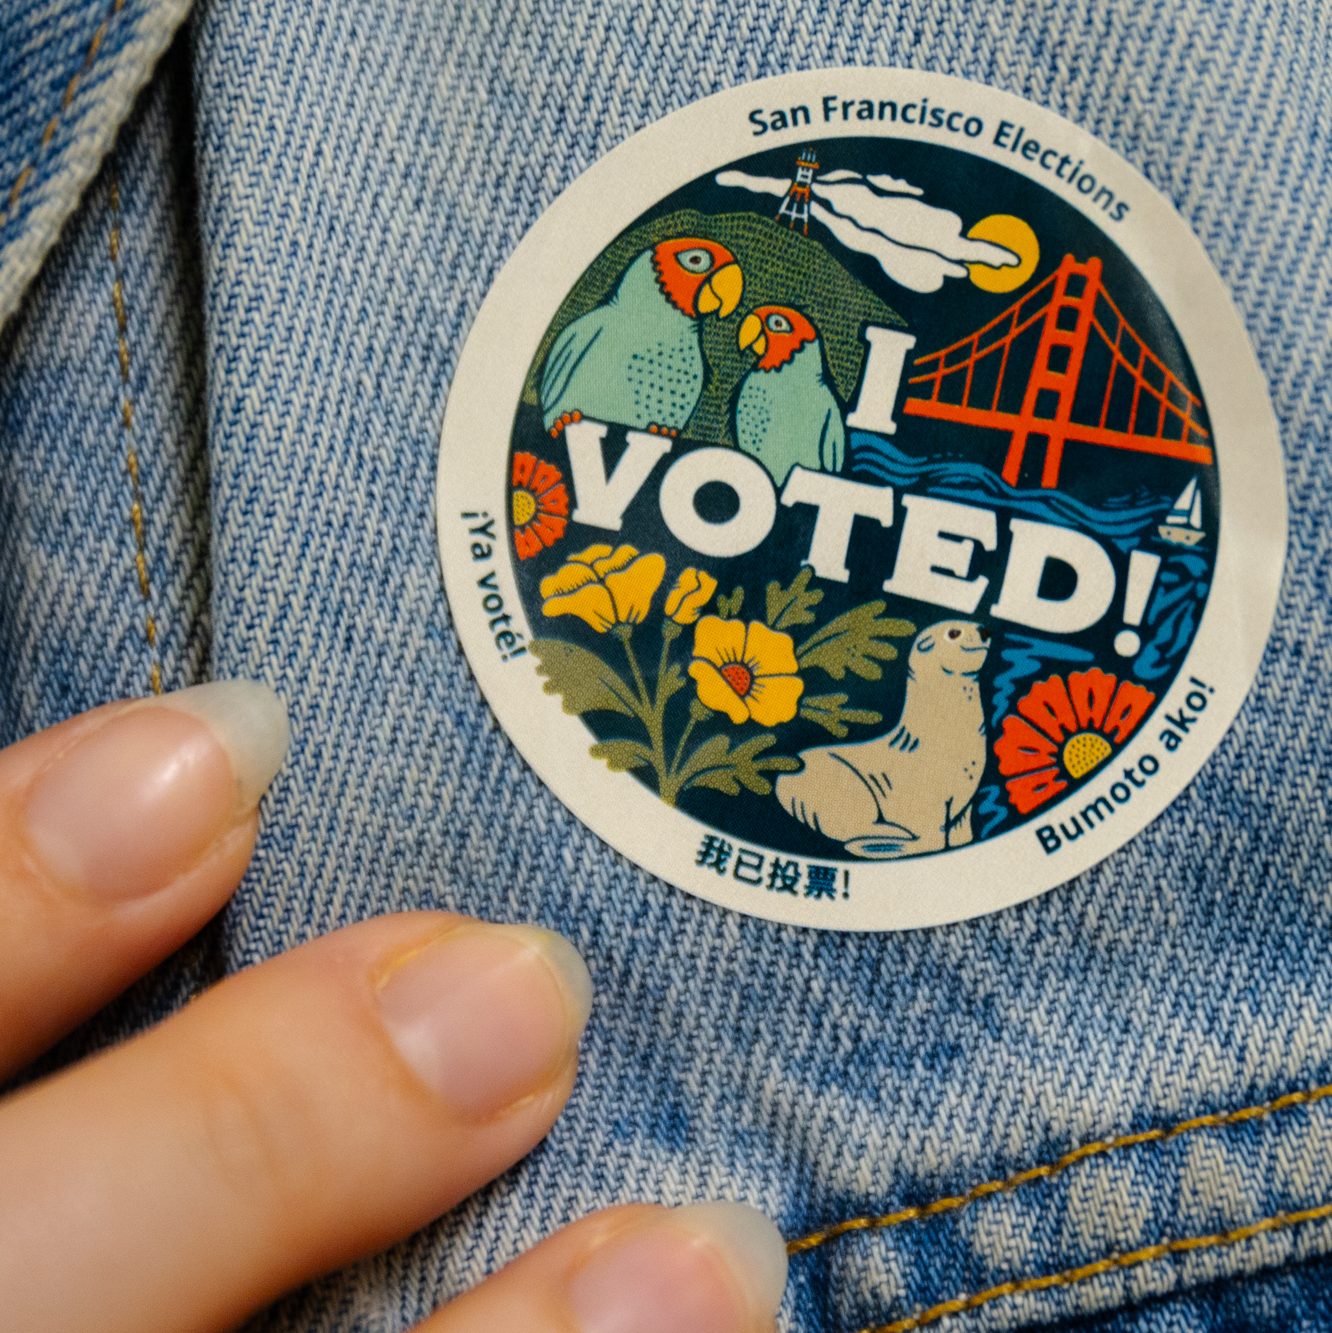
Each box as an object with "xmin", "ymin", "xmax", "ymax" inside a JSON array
[
  {"xmin": 540, "ymin": 544, "xmax": 667, "ymax": 632},
  {"xmin": 688, "ymin": 615, "xmax": 804, "ymax": 725},
  {"xmin": 663, "ymin": 567, "xmax": 718, "ymax": 625}
]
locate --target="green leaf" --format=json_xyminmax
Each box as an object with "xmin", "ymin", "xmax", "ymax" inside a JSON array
[
  {"xmin": 678, "ymin": 732, "xmax": 800, "ymax": 798},
  {"xmin": 799, "ymin": 693, "xmax": 884, "ymax": 739},
  {"xmin": 765, "ymin": 566, "xmax": 823, "ymax": 630},
  {"xmin": 715, "ymin": 586, "xmax": 744, "ymax": 619},
  {"xmin": 687, "ymin": 767, "xmax": 743, "ymax": 796},
  {"xmin": 796, "ymin": 603, "xmax": 916, "ymax": 681},
  {"xmin": 657, "ymin": 661, "xmax": 686, "ymax": 708},
  {"xmin": 531, "ymin": 637, "xmax": 641, "ymax": 719},
  {"xmin": 674, "ymin": 733, "xmax": 730, "ymax": 785},
  {"xmin": 589, "ymin": 740, "xmax": 655, "ymax": 772}
]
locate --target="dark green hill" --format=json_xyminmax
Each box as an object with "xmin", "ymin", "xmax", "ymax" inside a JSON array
[{"xmin": 521, "ymin": 209, "xmax": 907, "ymax": 446}]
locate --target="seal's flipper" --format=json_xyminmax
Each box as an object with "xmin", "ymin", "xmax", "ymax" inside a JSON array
[{"xmin": 844, "ymin": 823, "xmax": 919, "ymax": 860}]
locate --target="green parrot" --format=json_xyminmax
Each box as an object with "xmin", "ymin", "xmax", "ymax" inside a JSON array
[
  {"xmin": 540, "ymin": 237, "xmax": 743, "ymax": 437},
  {"xmin": 733, "ymin": 305, "xmax": 846, "ymax": 484}
]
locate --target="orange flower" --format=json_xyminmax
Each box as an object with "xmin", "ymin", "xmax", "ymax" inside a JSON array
[
  {"xmin": 540, "ymin": 544, "xmax": 667, "ymax": 632},
  {"xmin": 663, "ymin": 567, "xmax": 717, "ymax": 625},
  {"xmin": 994, "ymin": 668, "xmax": 1156, "ymax": 814},
  {"xmin": 688, "ymin": 616, "xmax": 804, "ymax": 726},
  {"xmin": 511, "ymin": 452, "xmax": 569, "ymax": 559}
]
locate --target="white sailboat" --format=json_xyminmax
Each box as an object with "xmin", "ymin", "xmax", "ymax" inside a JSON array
[{"xmin": 1158, "ymin": 478, "xmax": 1205, "ymax": 546}]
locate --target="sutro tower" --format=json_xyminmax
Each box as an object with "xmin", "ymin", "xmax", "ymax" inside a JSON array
[{"xmin": 777, "ymin": 148, "xmax": 820, "ymax": 236}]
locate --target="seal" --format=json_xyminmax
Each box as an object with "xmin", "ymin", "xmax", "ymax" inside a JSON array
[{"xmin": 775, "ymin": 620, "xmax": 991, "ymax": 859}]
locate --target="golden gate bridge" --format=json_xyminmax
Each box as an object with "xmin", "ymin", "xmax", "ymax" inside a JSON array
[{"xmin": 901, "ymin": 254, "xmax": 1214, "ymax": 489}]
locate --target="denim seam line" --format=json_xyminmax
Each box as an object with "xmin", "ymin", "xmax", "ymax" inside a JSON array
[
  {"xmin": 789, "ymin": 1081, "xmax": 1332, "ymax": 1255},
  {"xmin": 1, "ymin": 0, "xmax": 129, "ymax": 227},
  {"xmin": 105, "ymin": 171, "xmax": 163, "ymax": 695},
  {"xmin": 860, "ymin": 1199, "xmax": 1332, "ymax": 1333}
]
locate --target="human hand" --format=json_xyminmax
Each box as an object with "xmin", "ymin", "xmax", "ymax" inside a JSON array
[{"xmin": 0, "ymin": 682, "xmax": 788, "ymax": 1331}]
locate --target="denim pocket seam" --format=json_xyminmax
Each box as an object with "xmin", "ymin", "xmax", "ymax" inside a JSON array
[
  {"xmin": 105, "ymin": 169, "xmax": 164, "ymax": 696},
  {"xmin": 789, "ymin": 1080, "xmax": 1332, "ymax": 1256},
  {"xmin": 858, "ymin": 1198, "xmax": 1332, "ymax": 1333},
  {"xmin": 1, "ymin": 0, "xmax": 129, "ymax": 229}
]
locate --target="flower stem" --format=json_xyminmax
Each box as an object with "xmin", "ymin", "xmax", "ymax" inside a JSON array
[
  {"xmin": 661, "ymin": 699, "xmax": 712, "ymax": 805},
  {"xmin": 616, "ymin": 626, "xmax": 670, "ymax": 797},
  {"xmin": 668, "ymin": 714, "xmax": 699, "ymax": 783},
  {"xmin": 617, "ymin": 628, "xmax": 651, "ymax": 713},
  {"xmin": 654, "ymin": 622, "xmax": 680, "ymax": 713}
]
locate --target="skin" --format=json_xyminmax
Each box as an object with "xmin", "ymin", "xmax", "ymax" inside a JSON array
[{"xmin": 0, "ymin": 692, "xmax": 784, "ymax": 1333}]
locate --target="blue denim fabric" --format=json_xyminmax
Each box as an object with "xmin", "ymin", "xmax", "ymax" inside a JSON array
[
  {"xmin": 0, "ymin": 0, "xmax": 191, "ymax": 326},
  {"xmin": 1055, "ymin": 1254, "xmax": 1332, "ymax": 1330},
  {"xmin": 1, "ymin": 2, "xmax": 1331, "ymax": 1331}
]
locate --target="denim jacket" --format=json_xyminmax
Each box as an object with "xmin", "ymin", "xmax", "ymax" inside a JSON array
[{"xmin": 2, "ymin": 1, "xmax": 1330, "ymax": 1329}]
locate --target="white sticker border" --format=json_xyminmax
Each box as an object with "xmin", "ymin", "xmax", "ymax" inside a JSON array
[{"xmin": 435, "ymin": 67, "xmax": 1286, "ymax": 931}]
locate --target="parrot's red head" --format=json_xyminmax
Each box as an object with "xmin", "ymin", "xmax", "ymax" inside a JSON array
[
  {"xmin": 738, "ymin": 305, "xmax": 819, "ymax": 371},
  {"xmin": 651, "ymin": 238, "xmax": 744, "ymax": 318}
]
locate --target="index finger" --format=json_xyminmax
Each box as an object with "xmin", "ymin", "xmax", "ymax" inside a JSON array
[{"xmin": 0, "ymin": 681, "xmax": 288, "ymax": 1074}]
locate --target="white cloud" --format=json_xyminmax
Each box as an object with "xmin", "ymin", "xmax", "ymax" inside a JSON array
[
  {"xmin": 715, "ymin": 169, "xmax": 787, "ymax": 201},
  {"xmin": 714, "ymin": 167, "xmax": 1019, "ymax": 294},
  {"xmin": 820, "ymin": 167, "xmax": 923, "ymax": 197}
]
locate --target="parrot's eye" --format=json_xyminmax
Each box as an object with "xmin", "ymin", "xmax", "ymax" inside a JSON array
[
  {"xmin": 676, "ymin": 247, "xmax": 713, "ymax": 273},
  {"xmin": 948, "ymin": 628, "xmax": 961, "ymax": 640},
  {"xmin": 766, "ymin": 312, "xmax": 793, "ymax": 334}
]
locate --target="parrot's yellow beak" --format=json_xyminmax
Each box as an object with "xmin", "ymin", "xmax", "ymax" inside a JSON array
[
  {"xmin": 696, "ymin": 261, "xmax": 743, "ymax": 317},
  {"xmin": 738, "ymin": 312, "xmax": 766, "ymax": 358}
]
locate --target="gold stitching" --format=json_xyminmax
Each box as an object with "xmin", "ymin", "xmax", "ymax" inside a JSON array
[
  {"xmin": 106, "ymin": 173, "xmax": 164, "ymax": 696},
  {"xmin": 788, "ymin": 1082, "xmax": 1332, "ymax": 1254},
  {"xmin": 861, "ymin": 1200, "xmax": 1332, "ymax": 1333},
  {"xmin": 2, "ymin": 0, "xmax": 127, "ymax": 223}
]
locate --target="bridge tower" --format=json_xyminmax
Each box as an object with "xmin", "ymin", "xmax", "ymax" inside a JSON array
[
  {"xmin": 1003, "ymin": 254, "xmax": 1102, "ymax": 487},
  {"xmin": 777, "ymin": 148, "xmax": 820, "ymax": 235}
]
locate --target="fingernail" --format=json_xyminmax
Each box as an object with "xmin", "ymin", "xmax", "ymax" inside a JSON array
[
  {"xmin": 377, "ymin": 924, "xmax": 593, "ymax": 1117},
  {"xmin": 23, "ymin": 680, "xmax": 290, "ymax": 900},
  {"xmin": 568, "ymin": 1202, "xmax": 788, "ymax": 1333}
]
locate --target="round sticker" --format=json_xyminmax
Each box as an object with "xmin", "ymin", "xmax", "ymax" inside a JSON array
[{"xmin": 436, "ymin": 69, "xmax": 1285, "ymax": 931}]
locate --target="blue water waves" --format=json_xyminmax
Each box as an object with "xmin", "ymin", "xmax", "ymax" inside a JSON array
[
  {"xmin": 1136, "ymin": 550, "xmax": 1210, "ymax": 681},
  {"xmin": 990, "ymin": 633, "xmax": 1096, "ymax": 727},
  {"xmin": 976, "ymin": 783, "xmax": 1012, "ymax": 839},
  {"xmin": 849, "ymin": 430, "xmax": 1171, "ymax": 542}
]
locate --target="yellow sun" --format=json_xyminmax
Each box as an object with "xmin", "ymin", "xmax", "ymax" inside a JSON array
[{"xmin": 966, "ymin": 214, "xmax": 1040, "ymax": 293}]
